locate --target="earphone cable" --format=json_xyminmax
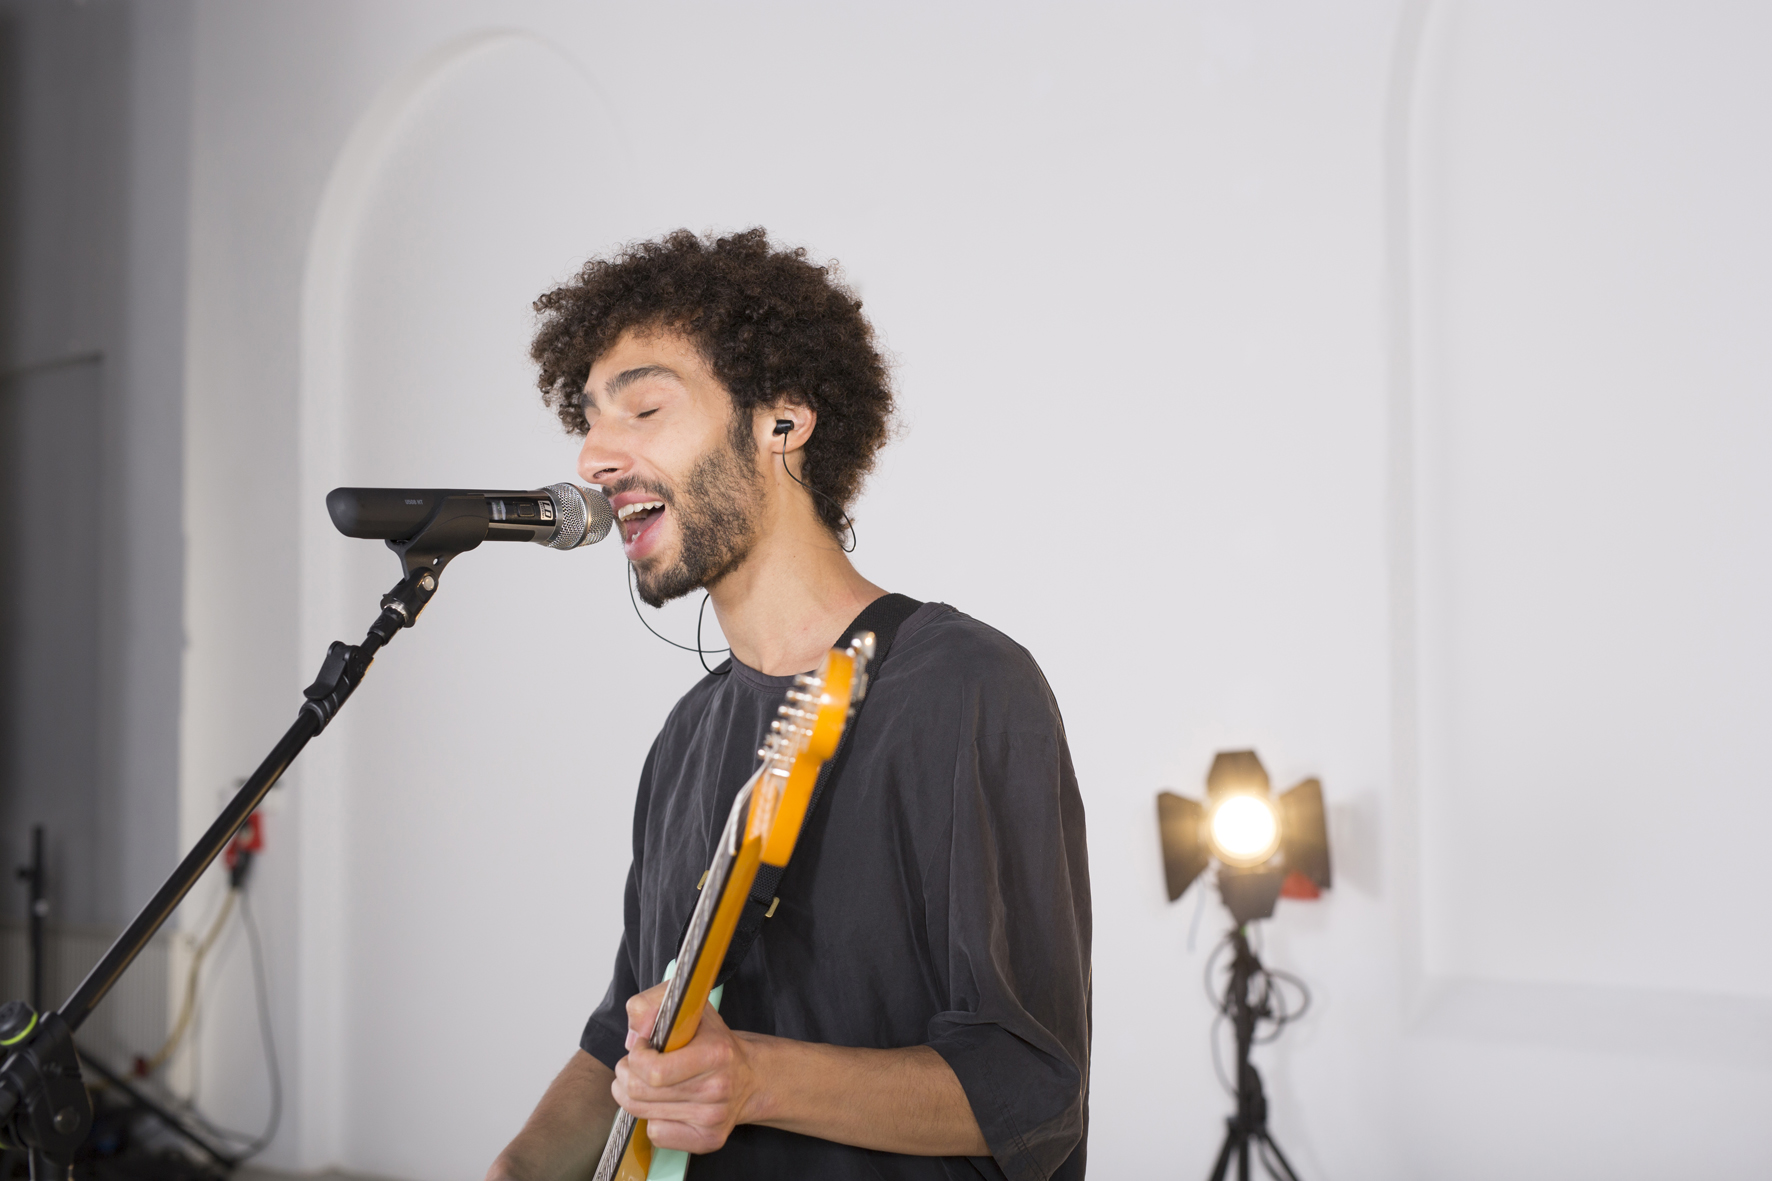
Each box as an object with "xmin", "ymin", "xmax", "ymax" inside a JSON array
[
  {"xmin": 627, "ymin": 562, "xmax": 731, "ymax": 675},
  {"xmin": 777, "ymin": 425, "xmax": 856, "ymax": 553}
]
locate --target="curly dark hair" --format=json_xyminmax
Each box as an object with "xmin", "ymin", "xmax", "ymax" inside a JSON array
[{"xmin": 530, "ymin": 227, "xmax": 894, "ymax": 536}]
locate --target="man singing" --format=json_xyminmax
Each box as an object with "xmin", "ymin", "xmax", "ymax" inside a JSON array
[{"xmin": 487, "ymin": 229, "xmax": 1090, "ymax": 1181}]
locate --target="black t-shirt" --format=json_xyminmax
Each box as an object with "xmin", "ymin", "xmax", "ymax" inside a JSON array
[{"xmin": 582, "ymin": 603, "xmax": 1091, "ymax": 1181}]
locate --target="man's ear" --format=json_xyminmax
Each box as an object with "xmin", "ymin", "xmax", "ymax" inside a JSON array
[{"xmin": 758, "ymin": 401, "xmax": 815, "ymax": 453}]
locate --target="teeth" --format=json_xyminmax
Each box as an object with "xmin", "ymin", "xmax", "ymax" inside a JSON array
[{"xmin": 616, "ymin": 500, "xmax": 665, "ymax": 522}]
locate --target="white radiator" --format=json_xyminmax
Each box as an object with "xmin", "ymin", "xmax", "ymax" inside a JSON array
[{"xmin": 0, "ymin": 921, "xmax": 171, "ymax": 1072}]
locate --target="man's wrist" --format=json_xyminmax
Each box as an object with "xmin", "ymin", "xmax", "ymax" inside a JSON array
[
  {"xmin": 717, "ymin": 1035, "xmax": 986, "ymax": 1157},
  {"xmin": 732, "ymin": 1029, "xmax": 786, "ymax": 1128}
]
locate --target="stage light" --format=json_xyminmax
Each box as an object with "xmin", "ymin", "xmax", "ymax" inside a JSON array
[
  {"xmin": 1156, "ymin": 750, "xmax": 1330, "ymax": 1181},
  {"xmin": 1208, "ymin": 794, "xmax": 1280, "ymax": 866},
  {"xmin": 1156, "ymin": 749, "xmax": 1330, "ymax": 924}
]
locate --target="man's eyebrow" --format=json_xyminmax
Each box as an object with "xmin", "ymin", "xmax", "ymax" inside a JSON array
[{"xmin": 599, "ymin": 364, "xmax": 682, "ymax": 400}]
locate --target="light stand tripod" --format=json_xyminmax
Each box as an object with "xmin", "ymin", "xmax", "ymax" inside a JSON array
[
  {"xmin": 1206, "ymin": 926, "xmax": 1303, "ymax": 1181},
  {"xmin": 0, "ymin": 492, "xmax": 499, "ymax": 1179}
]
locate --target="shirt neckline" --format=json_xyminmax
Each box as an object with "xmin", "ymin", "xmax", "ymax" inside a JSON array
[
  {"xmin": 727, "ymin": 657, "xmax": 799, "ymax": 693},
  {"xmin": 720, "ymin": 602, "xmax": 946, "ymax": 694}
]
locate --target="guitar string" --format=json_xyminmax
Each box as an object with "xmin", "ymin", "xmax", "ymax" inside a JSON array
[{"xmin": 642, "ymin": 780, "xmax": 748, "ymax": 1110}]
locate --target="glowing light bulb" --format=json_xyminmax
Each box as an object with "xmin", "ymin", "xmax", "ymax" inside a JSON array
[{"xmin": 1209, "ymin": 794, "xmax": 1280, "ymax": 866}]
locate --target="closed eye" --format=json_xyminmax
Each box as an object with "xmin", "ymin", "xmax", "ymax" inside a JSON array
[{"xmin": 636, "ymin": 408, "xmax": 659, "ymax": 419}]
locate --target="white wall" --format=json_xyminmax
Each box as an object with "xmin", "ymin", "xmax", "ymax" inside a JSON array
[
  {"xmin": 169, "ymin": 2, "xmax": 1771, "ymax": 1178},
  {"xmin": 1390, "ymin": 2, "xmax": 1772, "ymax": 1169},
  {"xmin": 1413, "ymin": 0, "xmax": 1772, "ymax": 1007},
  {"xmin": 0, "ymin": 0, "xmax": 187, "ymax": 941}
]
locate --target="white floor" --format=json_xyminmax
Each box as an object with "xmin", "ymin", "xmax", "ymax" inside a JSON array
[{"xmin": 238, "ymin": 1167, "xmax": 402, "ymax": 1181}]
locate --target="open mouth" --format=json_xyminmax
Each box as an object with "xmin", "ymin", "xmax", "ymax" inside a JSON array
[{"xmin": 616, "ymin": 498, "xmax": 667, "ymax": 548}]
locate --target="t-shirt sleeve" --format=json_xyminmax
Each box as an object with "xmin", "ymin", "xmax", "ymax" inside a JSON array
[
  {"xmin": 580, "ymin": 738, "xmax": 659, "ymax": 1070},
  {"xmin": 924, "ymin": 716, "xmax": 1092, "ymax": 1181}
]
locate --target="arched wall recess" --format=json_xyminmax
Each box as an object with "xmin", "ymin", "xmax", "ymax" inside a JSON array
[
  {"xmin": 1387, "ymin": 0, "xmax": 1772, "ymax": 1069},
  {"xmin": 292, "ymin": 31, "xmax": 640, "ymax": 1175},
  {"xmin": 300, "ymin": 28, "xmax": 628, "ymax": 653}
]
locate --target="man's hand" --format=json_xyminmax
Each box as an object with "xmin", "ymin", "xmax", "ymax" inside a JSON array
[
  {"xmin": 613, "ymin": 982, "xmax": 989, "ymax": 1159},
  {"xmin": 614, "ymin": 982, "xmax": 764, "ymax": 1153}
]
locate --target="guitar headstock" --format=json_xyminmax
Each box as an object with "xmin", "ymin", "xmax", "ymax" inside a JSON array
[{"xmin": 746, "ymin": 631, "xmax": 874, "ymax": 867}]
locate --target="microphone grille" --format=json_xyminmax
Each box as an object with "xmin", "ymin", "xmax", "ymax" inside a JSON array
[
  {"xmin": 544, "ymin": 483, "xmax": 614, "ymax": 548},
  {"xmin": 579, "ymin": 485, "xmax": 615, "ymax": 545}
]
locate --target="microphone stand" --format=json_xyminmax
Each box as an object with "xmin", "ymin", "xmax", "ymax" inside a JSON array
[
  {"xmin": 0, "ymin": 497, "xmax": 494, "ymax": 1178},
  {"xmin": 16, "ymin": 826, "xmax": 45, "ymax": 1013}
]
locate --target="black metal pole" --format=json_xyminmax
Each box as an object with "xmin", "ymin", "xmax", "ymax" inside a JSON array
[
  {"xmin": 1230, "ymin": 929, "xmax": 1261, "ymax": 1143},
  {"xmin": 16, "ymin": 826, "xmax": 45, "ymax": 1012},
  {"xmin": 54, "ymin": 574, "xmax": 432, "ymax": 1037},
  {"xmin": 1205, "ymin": 927, "xmax": 1301, "ymax": 1181},
  {"xmin": 55, "ymin": 708, "xmax": 322, "ymax": 1033}
]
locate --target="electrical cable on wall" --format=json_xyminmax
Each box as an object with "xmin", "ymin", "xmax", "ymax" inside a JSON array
[
  {"xmin": 129, "ymin": 813, "xmax": 283, "ymax": 1163},
  {"xmin": 182, "ymin": 887, "xmax": 281, "ymax": 1159},
  {"xmin": 143, "ymin": 893, "xmax": 235, "ymax": 1074}
]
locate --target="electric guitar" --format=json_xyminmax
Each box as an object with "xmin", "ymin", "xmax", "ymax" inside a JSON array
[{"xmin": 592, "ymin": 634, "xmax": 873, "ymax": 1181}]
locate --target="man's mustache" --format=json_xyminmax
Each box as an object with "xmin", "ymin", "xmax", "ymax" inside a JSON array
[{"xmin": 603, "ymin": 477, "xmax": 676, "ymax": 506}]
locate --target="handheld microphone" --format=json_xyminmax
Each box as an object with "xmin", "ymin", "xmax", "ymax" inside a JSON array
[{"xmin": 326, "ymin": 483, "xmax": 615, "ymax": 549}]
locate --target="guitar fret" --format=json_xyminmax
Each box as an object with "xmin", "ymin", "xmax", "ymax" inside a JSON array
[{"xmin": 653, "ymin": 778, "xmax": 753, "ymax": 1048}]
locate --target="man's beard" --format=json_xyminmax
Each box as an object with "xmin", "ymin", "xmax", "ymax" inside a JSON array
[{"xmin": 631, "ymin": 430, "xmax": 761, "ymax": 608}]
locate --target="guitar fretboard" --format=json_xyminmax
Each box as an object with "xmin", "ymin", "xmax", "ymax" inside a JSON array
[{"xmin": 592, "ymin": 771, "xmax": 758, "ymax": 1181}]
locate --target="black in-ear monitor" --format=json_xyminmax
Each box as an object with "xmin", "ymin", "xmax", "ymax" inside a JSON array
[{"xmin": 770, "ymin": 414, "xmax": 856, "ymax": 554}]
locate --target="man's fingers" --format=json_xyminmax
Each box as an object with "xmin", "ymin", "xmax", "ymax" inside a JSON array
[
  {"xmin": 609, "ymin": 1000, "xmax": 749, "ymax": 1157},
  {"xmin": 638, "ymin": 1116, "xmax": 729, "ymax": 1155},
  {"xmin": 694, "ymin": 1000, "xmax": 731, "ymax": 1038},
  {"xmin": 623, "ymin": 996, "xmax": 725, "ymax": 1062},
  {"xmin": 616, "ymin": 1040, "xmax": 734, "ymax": 1098},
  {"xmin": 623, "ymin": 982, "xmax": 669, "ymax": 1047}
]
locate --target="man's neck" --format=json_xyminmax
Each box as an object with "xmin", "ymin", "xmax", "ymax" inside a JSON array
[{"xmin": 706, "ymin": 516, "xmax": 885, "ymax": 677}]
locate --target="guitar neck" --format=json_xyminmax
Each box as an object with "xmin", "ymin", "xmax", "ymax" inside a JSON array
[
  {"xmin": 589, "ymin": 639, "xmax": 864, "ymax": 1181},
  {"xmin": 655, "ymin": 773, "xmax": 756, "ymax": 1048},
  {"xmin": 592, "ymin": 769, "xmax": 762, "ymax": 1181}
]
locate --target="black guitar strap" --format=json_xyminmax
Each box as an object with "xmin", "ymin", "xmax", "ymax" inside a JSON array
[{"xmin": 709, "ymin": 592, "xmax": 924, "ymax": 986}]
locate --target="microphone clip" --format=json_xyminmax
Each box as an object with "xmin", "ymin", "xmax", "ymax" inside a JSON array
[
  {"xmin": 385, "ymin": 495, "xmax": 493, "ymax": 583},
  {"xmin": 378, "ymin": 566, "xmax": 439, "ymax": 628},
  {"xmin": 301, "ymin": 564, "xmax": 438, "ymax": 730}
]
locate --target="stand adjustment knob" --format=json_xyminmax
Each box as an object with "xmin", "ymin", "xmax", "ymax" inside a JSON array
[{"xmin": 0, "ymin": 1001, "xmax": 36, "ymax": 1048}]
